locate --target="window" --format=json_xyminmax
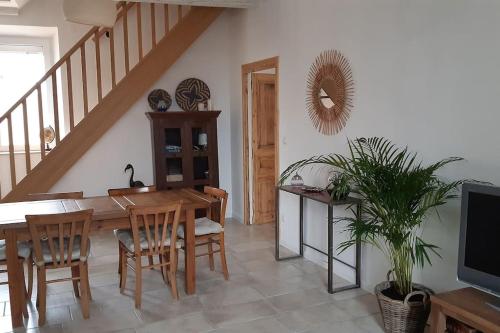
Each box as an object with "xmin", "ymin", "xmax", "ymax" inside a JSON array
[{"xmin": 0, "ymin": 38, "xmax": 53, "ymax": 149}]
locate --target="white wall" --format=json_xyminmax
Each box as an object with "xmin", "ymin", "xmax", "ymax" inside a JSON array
[
  {"xmin": 52, "ymin": 10, "xmax": 234, "ymax": 217},
  {"xmin": 227, "ymin": 0, "xmax": 500, "ymax": 293},
  {"xmin": 3, "ymin": 0, "xmax": 500, "ymax": 295},
  {"xmin": 0, "ymin": 0, "xmax": 87, "ymax": 55}
]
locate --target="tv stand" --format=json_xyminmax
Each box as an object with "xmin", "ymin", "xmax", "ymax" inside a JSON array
[{"xmin": 430, "ymin": 288, "xmax": 500, "ymax": 333}]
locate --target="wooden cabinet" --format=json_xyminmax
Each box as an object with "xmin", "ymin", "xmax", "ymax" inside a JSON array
[{"xmin": 147, "ymin": 111, "xmax": 220, "ymax": 191}]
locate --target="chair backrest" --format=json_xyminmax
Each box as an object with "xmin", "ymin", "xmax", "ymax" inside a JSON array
[
  {"xmin": 108, "ymin": 186, "xmax": 156, "ymax": 196},
  {"xmin": 28, "ymin": 191, "xmax": 84, "ymax": 201},
  {"xmin": 204, "ymin": 186, "xmax": 228, "ymax": 227},
  {"xmin": 26, "ymin": 209, "xmax": 94, "ymax": 268},
  {"xmin": 127, "ymin": 202, "xmax": 182, "ymax": 257}
]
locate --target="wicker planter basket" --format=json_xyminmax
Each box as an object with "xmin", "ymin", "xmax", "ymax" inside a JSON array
[{"xmin": 374, "ymin": 274, "xmax": 434, "ymax": 333}]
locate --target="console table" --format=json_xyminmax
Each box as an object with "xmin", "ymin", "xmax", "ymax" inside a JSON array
[
  {"xmin": 430, "ymin": 288, "xmax": 500, "ymax": 333},
  {"xmin": 275, "ymin": 185, "xmax": 362, "ymax": 294}
]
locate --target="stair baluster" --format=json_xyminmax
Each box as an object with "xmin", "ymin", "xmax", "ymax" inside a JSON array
[{"xmin": 0, "ymin": 2, "xmax": 205, "ymax": 200}]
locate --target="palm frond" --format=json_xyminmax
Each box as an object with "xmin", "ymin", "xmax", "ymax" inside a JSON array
[{"xmin": 279, "ymin": 137, "xmax": 464, "ymax": 297}]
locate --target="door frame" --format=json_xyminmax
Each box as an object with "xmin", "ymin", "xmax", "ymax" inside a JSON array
[{"xmin": 241, "ymin": 56, "xmax": 279, "ymax": 225}]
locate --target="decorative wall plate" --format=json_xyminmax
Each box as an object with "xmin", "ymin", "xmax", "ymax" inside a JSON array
[
  {"xmin": 175, "ymin": 78, "xmax": 210, "ymax": 111},
  {"xmin": 306, "ymin": 50, "xmax": 354, "ymax": 135},
  {"xmin": 148, "ymin": 89, "xmax": 172, "ymax": 112}
]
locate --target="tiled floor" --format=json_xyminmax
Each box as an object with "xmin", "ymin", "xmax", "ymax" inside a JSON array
[{"xmin": 1, "ymin": 221, "xmax": 383, "ymax": 333}]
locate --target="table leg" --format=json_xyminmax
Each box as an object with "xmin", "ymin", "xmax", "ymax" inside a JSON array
[
  {"xmin": 184, "ymin": 208, "xmax": 196, "ymax": 294},
  {"xmin": 328, "ymin": 206, "xmax": 333, "ymax": 294},
  {"xmin": 6, "ymin": 229, "xmax": 23, "ymax": 328},
  {"xmin": 430, "ymin": 304, "xmax": 446, "ymax": 333}
]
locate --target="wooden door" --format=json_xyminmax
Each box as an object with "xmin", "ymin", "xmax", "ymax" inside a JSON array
[{"xmin": 251, "ymin": 73, "xmax": 276, "ymax": 224}]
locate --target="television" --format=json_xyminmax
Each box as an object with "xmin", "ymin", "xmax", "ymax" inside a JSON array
[{"xmin": 458, "ymin": 182, "xmax": 500, "ymax": 310}]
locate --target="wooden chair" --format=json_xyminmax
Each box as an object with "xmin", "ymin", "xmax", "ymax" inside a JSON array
[
  {"xmin": 27, "ymin": 191, "xmax": 84, "ymax": 201},
  {"xmin": 178, "ymin": 186, "xmax": 229, "ymax": 280},
  {"xmin": 117, "ymin": 202, "xmax": 182, "ymax": 309},
  {"xmin": 27, "ymin": 191, "xmax": 85, "ymax": 300},
  {"xmin": 0, "ymin": 241, "xmax": 32, "ymax": 318},
  {"xmin": 26, "ymin": 209, "xmax": 94, "ymax": 326},
  {"xmin": 108, "ymin": 186, "xmax": 157, "ymax": 273}
]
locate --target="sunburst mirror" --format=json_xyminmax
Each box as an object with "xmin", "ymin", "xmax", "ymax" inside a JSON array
[{"xmin": 306, "ymin": 50, "xmax": 354, "ymax": 135}]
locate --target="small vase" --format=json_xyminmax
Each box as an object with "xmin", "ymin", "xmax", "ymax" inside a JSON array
[{"xmin": 291, "ymin": 173, "xmax": 304, "ymax": 186}]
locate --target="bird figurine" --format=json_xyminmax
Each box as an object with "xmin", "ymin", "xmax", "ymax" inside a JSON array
[{"xmin": 124, "ymin": 164, "xmax": 145, "ymax": 187}]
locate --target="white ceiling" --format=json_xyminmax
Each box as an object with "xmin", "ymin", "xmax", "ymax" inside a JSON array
[
  {"xmin": 119, "ymin": 0, "xmax": 256, "ymax": 9},
  {"xmin": 0, "ymin": 0, "xmax": 31, "ymax": 15}
]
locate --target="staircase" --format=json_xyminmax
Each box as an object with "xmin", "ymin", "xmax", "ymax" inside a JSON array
[{"xmin": 0, "ymin": 2, "xmax": 223, "ymax": 202}]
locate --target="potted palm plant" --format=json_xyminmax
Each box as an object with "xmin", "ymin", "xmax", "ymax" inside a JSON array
[{"xmin": 279, "ymin": 137, "xmax": 463, "ymax": 333}]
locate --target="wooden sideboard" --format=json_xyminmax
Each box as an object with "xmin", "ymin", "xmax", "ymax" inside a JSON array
[{"xmin": 430, "ymin": 288, "xmax": 500, "ymax": 333}]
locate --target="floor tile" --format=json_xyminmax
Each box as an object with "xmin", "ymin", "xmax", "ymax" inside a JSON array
[
  {"xmin": 266, "ymin": 288, "xmax": 331, "ymax": 312},
  {"xmin": 275, "ymin": 302, "xmax": 353, "ymax": 332},
  {"xmin": 203, "ymin": 300, "xmax": 277, "ymax": 328},
  {"xmin": 1, "ymin": 221, "xmax": 383, "ymax": 333},
  {"xmin": 211, "ymin": 317, "xmax": 292, "ymax": 333},
  {"xmin": 331, "ymin": 294, "xmax": 380, "ymax": 318},
  {"xmin": 136, "ymin": 312, "xmax": 214, "ymax": 333}
]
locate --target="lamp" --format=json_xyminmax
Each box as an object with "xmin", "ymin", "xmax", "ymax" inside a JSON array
[{"xmin": 63, "ymin": 0, "xmax": 117, "ymax": 28}]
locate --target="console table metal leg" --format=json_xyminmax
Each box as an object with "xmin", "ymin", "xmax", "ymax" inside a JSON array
[
  {"xmin": 355, "ymin": 203, "xmax": 361, "ymax": 287},
  {"xmin": 275, "ymin": 186, "xmax": 303, "ymax": 261},
  {"xmin": 328, "ymin": 206, "xmax": 334, "ymax": 294},
  {"xmin": 275, "ymin": 186, "xmax": 280, "ymax": 260},
  {"xmin": 299, "ymin": 196, "xmax": 304, "ymax": 256}
]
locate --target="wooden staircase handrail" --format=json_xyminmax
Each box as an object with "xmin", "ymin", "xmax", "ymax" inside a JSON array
[
  {"xmin": 0, "ymin": 2, "xmax": 137, "ymax": 123},
  {"xmin": 0, "ymin": 1, "xmax": 206, "ymax": 200},
  {"xmin": 0, "ymin": 26, "xmax": 99, "ymax": 123}
]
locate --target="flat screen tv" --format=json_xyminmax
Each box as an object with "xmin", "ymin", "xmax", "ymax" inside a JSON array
[{"xmin": 458, "ymin": 182, "xmax": 500, "ymax": 310}]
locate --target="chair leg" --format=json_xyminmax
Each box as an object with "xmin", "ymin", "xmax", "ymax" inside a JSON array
[
  {"xmin": 118, "ymin": 243, "xmax": 122, "ymax": 275},
  {"xmin": 36, "ymin": 268, "xmax": 41, "ymax": 309},
  {"xmin": 159, "ymin": 254, "xmax": 167, "ymax": 284},
  {"xmin": 219, "ymin": 233, "xmax": 229, "ymax": 280},
  {"xmin": 207, "ymin": 237, "xmax": 215, "ymax": 271},
  {"xmin": 26, "ymin": 255, "xmax": 33, "ymax": 300},
  {"xmin": 148, "ymin": 255, "xmax": 154, "ymax": 269},
  {"xmin": 19, "ymin": 259, "xmax": 28, "ymax": 318},
  {"xmin": 163, "ymin": 251, "xmax": 172, "ymax": 284},
  {"xmin": 79, "ymin": 262, "xmax": 90, "ymax": 319},
  {"xmin": 169, "ymin": 250, "xmax": 179, "ymax": 300},
  {"xmin": 37, "ymin": 268, "xmax": 47, "ymax": 326},
  {"xmin": 134, "ymin": 258, "xmax": 142, "ymax": 309},
  {"xmin": 120, "ymin": 251, "xmax": 127, "ymax": 293},
  {"xmin": 71, "ymin": 266, "xmax": 80, "ymax": 298}
]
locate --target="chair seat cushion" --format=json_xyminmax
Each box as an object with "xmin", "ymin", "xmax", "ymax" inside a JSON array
[
  {"xmin": 0, "ymin": 240, "xmax": 31, "ymax": 260},
  {"xmin": 177, "ymin": 217, "xmax": 223, "ymax": 238},
  {"xmin": 40, "ymin": 235, "xmax": 90, "ymax": 265},
  {"xmin": 114, "ymin": 228, "xmax": 183, "ymax": 253}
]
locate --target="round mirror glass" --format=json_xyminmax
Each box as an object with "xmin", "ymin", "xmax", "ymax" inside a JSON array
[{"xmin": 319, "ymin": 79, "xmax": 336, "ymax": 109}]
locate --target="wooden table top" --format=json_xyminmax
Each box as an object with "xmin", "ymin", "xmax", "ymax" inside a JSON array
[{"xmin": 0, "ymin": 188, "xmax": 217, "ymax": 229}]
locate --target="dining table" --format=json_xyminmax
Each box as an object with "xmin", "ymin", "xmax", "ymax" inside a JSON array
[{"xmin": 0, "ymin": 188, "xmax": 218, "ymax": 328}]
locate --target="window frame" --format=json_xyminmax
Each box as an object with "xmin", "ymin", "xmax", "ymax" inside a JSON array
[{"xmin": 0, "ymin": 35, "xmax": 55, "ymax": 152}]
